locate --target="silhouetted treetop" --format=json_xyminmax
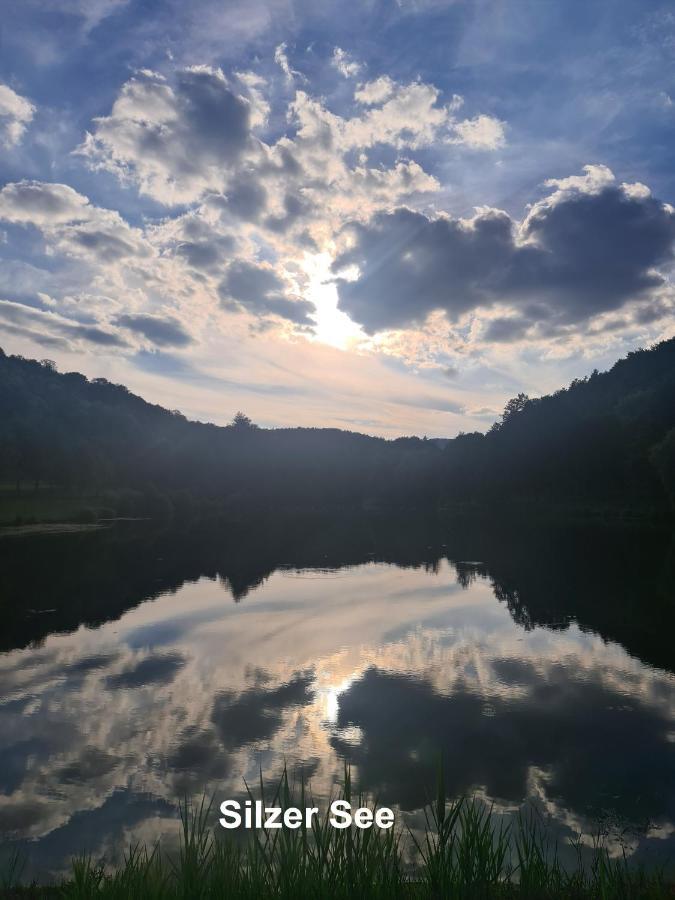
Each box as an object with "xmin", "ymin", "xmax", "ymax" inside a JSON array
[{"xmin": 231, "ymin": 411, "xmax": 258, "ymax": 430}]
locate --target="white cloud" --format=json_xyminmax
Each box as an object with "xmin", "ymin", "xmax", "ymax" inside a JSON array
[
  {"xmin": 542, "ymin": 163, "xmax": 615, "ymax": 198},
  {"xmin": 274, "ymin": 42, "xmax": 303, "ymax": 83},
  {"xmin": 343, "ymin": 81, "xmax": 451, "ymax": 150},
  {"xmin": 235, "ymin": 71, "xmax": 271, "ymax": 129},
  {"xmin": 354, "ymin": 76, "xmax": 395, "ymax": 106},
  {"xmin": 331, "ymin": 47, "xmax": 362, "ymax": 78},
  {"xmin": 0, "ymin": 84, "xmax": 35, "ymax": 147},
  {"xmin": 450, "ymin": 114, "xmax": 506, "ymax": 150}
]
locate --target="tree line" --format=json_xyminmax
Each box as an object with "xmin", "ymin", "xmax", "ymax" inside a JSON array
[{"xmin": 0, "ymin": 338, "xmax": 674, "ymax": 518}]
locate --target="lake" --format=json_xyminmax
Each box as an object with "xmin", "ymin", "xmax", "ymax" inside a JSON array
[{"xmin": 1, "ymin": 514, "xmax": 674, "ymax": 879}]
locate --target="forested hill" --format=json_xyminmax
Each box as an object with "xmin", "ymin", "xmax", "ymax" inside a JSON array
[
  {"xmin": 1, "ymin": 338, "xmax": 675, "ymax": 517},
  {"xmin": 0, "ymin": 350, "xmax": 439, "ymax": 513},
  {"xmin": 443, "ymin": 337, "xmax": 675, "ymax": 511}
]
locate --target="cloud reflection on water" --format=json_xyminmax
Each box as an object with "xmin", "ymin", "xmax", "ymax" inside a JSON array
[{"xmin": 0, "ymin": 537, "xmax": 673, "ymax": 877}]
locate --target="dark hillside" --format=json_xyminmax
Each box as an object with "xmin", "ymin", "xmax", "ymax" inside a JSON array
[
  {"xmin": 0, "ymin": 350, "xmax": 439, "ymax": 515},
  {"xmin": 443, "ymin": 338, "xmax": 675, "ymax": 512},
  {"xmin": 1, "ymin": 338, "xmax": 675, "ymax": 519}
]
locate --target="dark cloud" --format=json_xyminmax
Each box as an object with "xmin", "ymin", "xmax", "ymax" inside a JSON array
[
  {"xmin": 66, "ymin": 653, "xmax": 119, "ymax": 674},
  {"xmin": 633, "ymin": 301, "xmax": 670, "ymax": 325},
  {"xmin": 174, "ymin": 241, "xmax": 222, "ymax": 270},
  {"xmin": 483, "ymin": 316, "xmax": 529, "ymax": 343},
  {"xmin": 105, "ymin": 652, "xmax": 185, "ymax": 689},
  {"xmin": 69, "ymin": 229, "xmax": 141, "ymax": 262},
  {"xmin": 211, "ymin": 670, "xmax": 314, "ymax": 749},
  {"xmin": 219, "ymin": 260, "xmax": 315, "ymax": 324},
  {"xmin": 0, "ymin": 300, "xmax": 128, "ymax": 348},
  {"xmin": 330, "ymin": 665, "xmax": 675, "ymax": 822},
  {"xmin": 174, "ymin": 67, "xmax": 251, "ymax": 170},
  {"xmin": 166, "ymin": 726, "xmax": 231, "ymax": 792},
  {"xmin": 264, "ymin": 192, "xmax": 310, "ymax": 234},
  {"xmin": 0, "ymin": 321, "xmax": 70, "ymax": 349},
  {"xmin": 224, "ymin": 181, "xmax": 268, "ymax": 221},
  {"xmin": 333, "ymin": 206, "xmax": 515, "ymax": 332},
  {"xmin": 57, "ymin": 747, "xmax": 119, "ymax": 784},
  {"xmin": 0, "ymin": 799, "xmax": 51, "ymax": 835},
  {"xmin": 115, "ymin": 313, "xmax": 193, "ymax": 347},
  {"xmin": 74, "ymin": 325, "xmax": 128, "ymax": 346},
  {"xmin": 333, "ymin": 182, "xmax": 675, "ymax": 335},
  {"xmin": 519, "ymin": 186, "xmax": 674, "ymax": 320},
  {"xmin": 172, "ymin": 216, "xmax": 234, "ymax": 270}
]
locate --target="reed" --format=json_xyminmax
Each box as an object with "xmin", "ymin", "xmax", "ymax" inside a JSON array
[{"xmin": 2, "ymin": 766, "xmax": 671, "ymax": 899}]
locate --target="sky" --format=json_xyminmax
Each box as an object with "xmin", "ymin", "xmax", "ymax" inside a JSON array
[{"xmin": 0, "ymin": 0, "xmax": 674, "ymax": 436}]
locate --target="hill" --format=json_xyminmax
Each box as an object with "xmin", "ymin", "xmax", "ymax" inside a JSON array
[
  {"xmin": 1, "ymin": 338, "xmax": 674, "ymax": 521},
  {"xmin": 443, "ymin": 337, "xmax": 675, "ymax": 512},
  {"xmin": 0, "ymin": 350, "xmax": 439, "ymax": 518}
]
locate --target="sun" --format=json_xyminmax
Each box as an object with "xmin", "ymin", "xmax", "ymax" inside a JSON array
[{"xmin": 301, "ymin": 252, "xmax": 365, "ymax": 350}]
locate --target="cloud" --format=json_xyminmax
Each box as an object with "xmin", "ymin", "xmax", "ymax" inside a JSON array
[
  {"xmin": 218, "ymin": 259, "xmax": 315, "ymax": 324},
  {"xmin": 330, "ymin": 663, "xmax": 675, "ymax": 814},
  {"xmin": 22, "ymin": 0, "xmax": 130, "ymax": 36},
  {"xmin": 0, "ymin": 181, "xmax": 150, "ymax": 263},
  {"xmin": 115, "ymin": 314, "xmax": 193, "ymax": 347},
  {"xmin": 0, "ymin": 84, "xmax": 35, "ymax": 147},
  {"xmin": 78, "ymin": 67, "xmax": 254, "ymax": 205},
  {"xmin": 333, "ymin": 206, "xmax": 515, "ymax": 331},
  {"xmin": 151, "ymin": 208, "xmax": 236, "ymax": 273},
  {"xmin": 264, "ymin": 191, "xmax": 311, "ymax": 233},
  {"xmin": 388, "ymin": 392, "xmax": 464, "ymax": 414},
  {"xmin": 0, "ymin": 299, "xmax": 128, "ymax": 348},
  {"xmin": 234, "ymin": 71, "xmax": 270, "ymax": 129},
  {"xmin": 70, "ymin": 63, "xmax": 502, "ymax": 248},
  {"xmin": 450, "ymin": 113, "xmax": 506, "ymax": 150},
  {"xmin": 105, "ymin": 653, "xmax": 186, "ymax": 689},
  {"xmin": 483, "ymin": 316, "xmax": 529, "ymax": 343},
  {"xmin": 224, "ymin": 180, "xmax": 268, "ymax": 222},
  {"xmin": 0, "ymin": 181, "xmax": 90, "ymax": 226},
  {"xmin": 211, "ymin": 671, "xmax": 314, "ymax": 749},
  {"xmin": 331, "ymin": 47, "xmax": 362, "ymax": 78},
  {"xmin": 57, "ymin": 216, "xmax": 150, "ymax": 263},
  {"xmin": 332, "ymin": 167, "xmax": 675, "ymax": 335},
  {"xmin": 337, "ymin": 81, "xmax": 452, "ymax": 150},
  {"xmin": 354, "ymin": 77, "xmax": 395, "ymax": 106},
  {"xmin": 274, "ymin": 43, "xmax": 302, "ymax": 83}
]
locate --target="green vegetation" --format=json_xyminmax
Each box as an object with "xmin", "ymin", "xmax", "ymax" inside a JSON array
[
  {"xmin": 0, "ymin": 485, "xmax": 110, "ymax": 526},
  {"xmin": 2, "ymin": 769, "xmax": 672, "ymax": 899}
]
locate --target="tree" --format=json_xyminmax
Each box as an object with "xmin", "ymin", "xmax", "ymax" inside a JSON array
[
  {"xmin": 650, "ymin": 428, "xmax": 675, "ymax": 508},
  {"xmin": 490, "ymin": 393, "xmax": 530, "ymax": 432},
  {"xmin": 231, "ymin": 411, "xmax": 258, "ymax": 430}
]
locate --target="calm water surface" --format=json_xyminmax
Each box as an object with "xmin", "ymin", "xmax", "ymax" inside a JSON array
[{"xmin": 1, "ymin": 516, "xmax": 674, "ymax": 877}]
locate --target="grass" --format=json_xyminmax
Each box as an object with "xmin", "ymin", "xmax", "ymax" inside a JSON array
[
  {"xmin": 1, "ymin": 767, "xmax": 672, "ymax": 899},
  {"xmin": 0, "ymin": 486, "xmax": 107, "ymax": 526}
]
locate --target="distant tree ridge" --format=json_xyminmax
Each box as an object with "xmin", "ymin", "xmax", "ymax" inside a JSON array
[{"xmin": 0, "ymin": 338, "xmax": 674, "ymax": 515}]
